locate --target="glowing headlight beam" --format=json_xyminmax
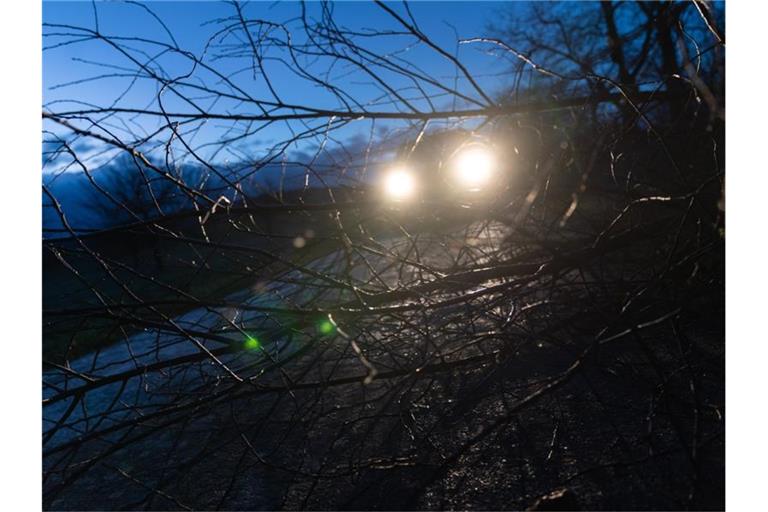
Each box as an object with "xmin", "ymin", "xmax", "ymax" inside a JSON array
[
  {"xmin": 383, "ymin": 167, "xmax": 417, "ymax": 201},
  {"xmin": 452, "ymin": 146, "xmax": 496, "ymax": 190}
]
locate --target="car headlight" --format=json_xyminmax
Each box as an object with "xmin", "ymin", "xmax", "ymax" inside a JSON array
[
  {"xmin": 383, "ymin": 167, "xmax": 417, "ymax": 201},
  {"xmin": 450, "ymin": 145, "xmax": 496, "ymax": 190}
]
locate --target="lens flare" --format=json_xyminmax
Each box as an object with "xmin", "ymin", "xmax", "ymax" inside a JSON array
[
  {"xmin": 452, "ymin": 146, "xmax": 495, "ymax": 190},
  {"xmin": 317, "ymin": 319, "xmax": 335, "ymax": 336},
  {"xmin": 383, "ymin": 167, "xmax": 416, "ymax": 201},
  {"xmin": 244, "ymin": 336, "xmax": 261, "ymax": 351}
]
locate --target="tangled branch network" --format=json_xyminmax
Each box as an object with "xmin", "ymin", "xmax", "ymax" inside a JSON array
[{"xmin": 42, "ymin": 2, "xmax": 724, "ymax": 509}]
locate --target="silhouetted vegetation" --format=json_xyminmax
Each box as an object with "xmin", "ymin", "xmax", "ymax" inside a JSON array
[{"xmin": 43, "ymin": 2, "xmax": 724, "ymax": 510}]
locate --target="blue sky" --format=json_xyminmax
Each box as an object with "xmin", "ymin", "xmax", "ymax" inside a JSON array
[
  {"xmin": 42, "ymin": 1, "xmax": 519, "ymax": 230},
  {"xmin": 43, "ymin": 1, "xmax": 516, "ymax": 162},
  {"xmin": 43, "ymin": 1, "xmax": 511, "ymax": 96}
]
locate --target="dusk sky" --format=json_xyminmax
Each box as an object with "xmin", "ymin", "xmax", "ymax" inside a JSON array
[
  {"xmin": 43, "ymin": 1, "xmax": 518, "ymax": 170},
  {"xmin": 42, "ymin": 1, "xmax": 527, "ymax": 230}
]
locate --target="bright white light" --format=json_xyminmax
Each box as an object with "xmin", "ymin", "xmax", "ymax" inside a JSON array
[
  {"xmin": 452, "ymin": 146, "xmax": 495, "ymax": 189},
  {"xmin": 383, "ymin": 168, "xmax": 416, "ymax": 201}
]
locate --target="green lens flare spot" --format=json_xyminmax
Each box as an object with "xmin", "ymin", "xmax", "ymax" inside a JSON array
[
  {"xmin": 318, "ymin": 319, "xmax": 335, "ymax": 336},
  {"xmin": 244, "ymin": 336, "xmax": 261, "ymax": 351}
]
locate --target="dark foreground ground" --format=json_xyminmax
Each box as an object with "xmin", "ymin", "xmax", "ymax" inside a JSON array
[
  {"xmin": 44, "ymin": 316, "xmax": 723, "ymax": 510},
  {"xmin": 44, "ymin": 185, "xmax": 724, "ymax": 510}
]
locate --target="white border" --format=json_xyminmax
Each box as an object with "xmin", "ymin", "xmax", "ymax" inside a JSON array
[
  {"xmin": 0, "ymin": 0, "xmax": 761, "ymax": 509},
  {"xmin": 727, "ymin": 1, "xmax": 768, "ymax": 511},
  {"xmin": 0, "ymin": 0, "xmax": 42, "ymax": 509}
]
